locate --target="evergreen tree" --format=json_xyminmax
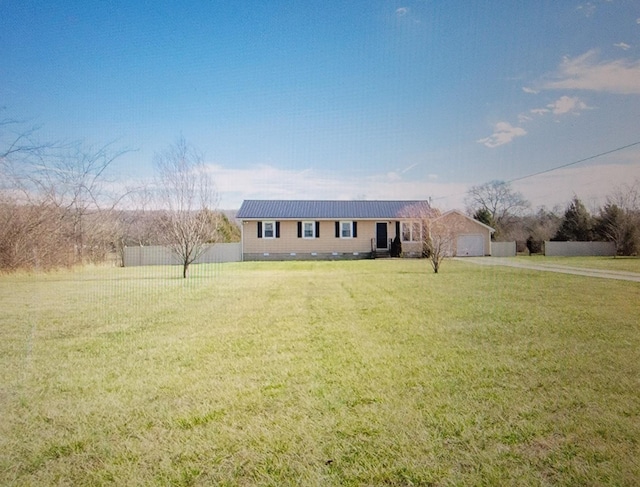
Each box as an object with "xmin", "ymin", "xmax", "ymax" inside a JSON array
[
  {"xmin": 473, "ymin": 207, "xmax": 494, "ymax": 228},
  {"xmin": 553, "ymin": 196, "xmax": 593, "ymax": 241}
]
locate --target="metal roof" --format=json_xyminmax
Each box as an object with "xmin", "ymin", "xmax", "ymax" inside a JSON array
[{"xmin": 237, "ymin": 200, "xmax": 432, "ymax": 220}]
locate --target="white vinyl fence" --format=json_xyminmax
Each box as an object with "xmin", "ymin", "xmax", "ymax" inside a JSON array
[
  {"xmin": 544, "ymin": 241, "xmax": 616, "ymax": 257},
  {"xmin": 491, "ymin": 242, "xmax": 516, "ymax": 257},
  {"xmin": 124, "ymin": 244, "xmax": 242, "ymax": 267}
]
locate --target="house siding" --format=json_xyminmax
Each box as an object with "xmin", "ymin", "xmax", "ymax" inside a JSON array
[
  {"xmin": 242, "ymin": 220, "xmax": 378, "ymax": 259},
  {"xmin": 242, "ymin": 219, "xmax": 429, "ymax": 260},
  {"xmin": 237, "ymin": 201, "xmax": 494, "ymax": 261}
]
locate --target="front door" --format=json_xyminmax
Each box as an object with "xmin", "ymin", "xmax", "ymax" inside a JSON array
[{"xmin": 376, "ymin": 222, "xmax": 388, "ymax": 249}]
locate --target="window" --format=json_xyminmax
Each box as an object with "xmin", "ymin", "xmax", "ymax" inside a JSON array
[
  {"xmin": 298, "ymin": 221, "xmax": 319, "ymax": 238},
  {"xmin": 412, "ymin": 222, "xmax": 422, "ymax": 241},
  {"xmin": 401, "ymin": 221, "xmax": 422, "ymax": 242},
  {"xmin": 263, "ymin": 221, "xmax": 275, "ymax": 239},
  {"xmin": 258, "ymin": 221, "xmax": 279, "ymax": 238},
  {"xmin": 335, "ymin": 221, "xmax": 357, "ymax": 238},
  {"xmin": 303, "ymin": 221, "xmax": 315, "ymax": 238},
  {"xmin": 402, "ymin": 222, "xmax": 411, "ymax": 242},
  {"xmin": 341, "ymin": 221, "xmax": 352, "ymax": 238},
  {"xmin": 341, "ymin": 221, "xmax": 353, "ymax": 238}
]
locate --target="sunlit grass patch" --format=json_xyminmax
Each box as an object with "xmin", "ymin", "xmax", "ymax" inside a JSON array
[
  {"xmin": 515, "ymin": 254, "xmax": 640, "ymax": 273},
  {"xmin": 1, "ymin": 260, "xmax": 638, "ymax": 485}
]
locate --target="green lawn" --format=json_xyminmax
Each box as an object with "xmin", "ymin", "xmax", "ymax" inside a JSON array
[
  {"xmin": 1, "ymin": 260, "xmax": 639, "ymax": 486},
  {"xmin": 514, "ymin": 255, "xmax": 640, "ymax": 273}
]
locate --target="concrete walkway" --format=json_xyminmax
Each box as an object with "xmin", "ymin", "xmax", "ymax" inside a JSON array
[{"xmin": 456, "ymin": 257, "xmax": 640, "ymax": 283}]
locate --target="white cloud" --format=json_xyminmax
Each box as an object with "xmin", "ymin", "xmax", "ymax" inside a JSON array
[
  {"xmin": 540, "ymin": 50, "xmax": 640, "ymax": 95},
  {"xmin": 546, "ymin": 95, "xmax": 590, "ymax": 115},
  {"xmin": 386, "ymin": 171, "xmax": 402, "ymax": 182},
  {"xmin": 396, "ymin": 7, "xmax": 408, "ymax": 17},
  {"xmin": 200, "ymin": 162, "xmax": 467, "ymax": 210},
  {"xmin": 522, "ymin": 86, "xmax": 539, "ymax": 94},
  {"xmin": 576, "ymin": 2, "xmax": 596, "ymax": 17},
  {"xmin": 530, "ymin": 108, "xmax": 550, "ymax": 116},
  {"xmin": 211, "ymin": 160, "xmax": 640, "ymax": 212},
  {"xmin": 614, "ymin": 42, "xmax": 631, "ymax": 51},
  {"xmin": 477, "ymin": 122, "xmax": 527, "ymax": 148}
]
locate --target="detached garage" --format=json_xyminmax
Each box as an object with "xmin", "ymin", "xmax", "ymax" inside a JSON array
[{"xmin": 433, "ymin": 210, "xmax": 494, "ymax": 257}]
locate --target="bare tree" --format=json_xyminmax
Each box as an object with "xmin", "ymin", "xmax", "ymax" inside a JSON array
[
  {"xmin": 154, "ymin": 136, "xmax": 219, "ymax": 278},
  {"xmin": 112, "ymin": 186, "xmax": 163, "ymax": 266},
  {"xmin": 1, "ymin": 114, "xmax": 69, "ymax": 271},
  {"xmin": 426, "ymin": 217, "xmax": 464, "ymax": 273},
  {"xmin": 2, "ymin": 110, "xmax": 132, "ymax": 270},
  {"xmin": 606, "ymin": 180, "xmax": 640, "ymax": 213},
  {"xmin": 465, "ymin": 180, "xmax": 529, "ymax": 239},
  {"xmin": 400, "ymin": 203, "xmax": 456, "ymax": 273},
  {"xmin": 17, "ymin": 141, "xmax": 131, "ymax": 264},
  {"xmin": 595, "ymin": 180, "xmax": 640, "ymax": 255}
]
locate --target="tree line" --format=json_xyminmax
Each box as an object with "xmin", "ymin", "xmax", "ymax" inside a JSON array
[
  {"xmin": 2, "ymin": 112, "xmax": 637, "ymax": 275},
  {"xmin": 465, "ymin": 180, "xmax": 640, "ymax": 256},
  {"xmin": 1, "ymin": 114, "xmax": 238, "ymax": 276}
]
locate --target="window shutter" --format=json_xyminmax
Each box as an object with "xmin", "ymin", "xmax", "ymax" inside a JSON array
[
  {"xmin": 257, "ymin": 221, "xmax": 262, "ymax": 238},
  {"xmin": 276, "ymin": 221, "xmax": 280, "ymax": 238},
  {"xmin": 395, "ymin": 221, "xmax": 400, "ymax": 237},
  {"xmin": 297, "ymin": 222, "xmax": 302, "ymax": 238},
  {"xmin": 335, "ymin": 221, "xmax": 339, "ymax": 238},
  {"xmin": 353, "ymin": 222, "xmax": 358, "ymax": 238},
  {"xmin": 315, "ymin": 221, "xmax": 320, "ymax": 238}
]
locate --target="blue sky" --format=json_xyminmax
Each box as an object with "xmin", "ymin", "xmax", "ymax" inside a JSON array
[{"xmin": 2, "ymin": 0, "xmax": 640, "ymax": 210}]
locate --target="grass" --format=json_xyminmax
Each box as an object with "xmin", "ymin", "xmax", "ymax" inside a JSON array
[
  {"xmin": 514, "ymin": 254, "xmax": 640, "ymax": 273},
  {"xmin": 1, "ymin": 260, "xmax": 639, "ymax": 486}
]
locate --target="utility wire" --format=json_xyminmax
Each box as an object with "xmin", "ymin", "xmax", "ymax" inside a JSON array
[
  {"xmin": 432, "ymin": 140, "xmax": 640, "ymax": 202},
  {"xmin": 507, "ymin": 140, "xmax": 640, "ymax": 184}
]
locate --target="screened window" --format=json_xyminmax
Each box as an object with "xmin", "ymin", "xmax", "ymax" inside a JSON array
[
  {"xmin": 303, "ymin": 221, "xmax": 315, "ymax": 238},
  {"xmin": 401, "ymin": 221, "xmax": 422, "ymax": 242},
  {"xmin": 263, "ymin": 221, "xmax": 275, "ymax": 239},
  {"xmin": 341, "ymin": 221, "xmax": 353, "ymax": 238}
]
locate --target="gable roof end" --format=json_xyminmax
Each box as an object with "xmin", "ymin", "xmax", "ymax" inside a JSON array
[{"xmin": 434, "ymin": 209, "xmax": 496, "ymax": 233}]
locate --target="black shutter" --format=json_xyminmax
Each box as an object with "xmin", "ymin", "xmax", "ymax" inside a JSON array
[
  {"xmin": 276, "ymin": 221, "xmax": 280, "ymax": 238},
  {"xmin": 257, "ymin": 221, "xmax": 262, "ymax": 238},
  {"xmin": 315, "ymin": 221, "xmax": 320, "ymax": 238},
  {"xmin": 297, "ymin": 222, "xmax": 302, "ymax": 238},
  {"xmin": 335, "ymin": 221, "xmax": 340, "ymax": 238},
  {"xmin": 395, "ymin": 221, "xmax": 400, "ymax": 237},
  {"xmin": 353, "ymin": 222, "xmax": 358, "ymax": 238}
]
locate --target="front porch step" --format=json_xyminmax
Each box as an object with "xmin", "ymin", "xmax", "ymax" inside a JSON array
[{"xmin": 373, "ymin": 250, "xmax": 391, "ymax": 259}]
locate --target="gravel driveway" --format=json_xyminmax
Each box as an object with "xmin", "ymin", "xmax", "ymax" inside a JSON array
[{"xmin": 456, "ymin": 257, "xmax": 640, "ymax": 283}]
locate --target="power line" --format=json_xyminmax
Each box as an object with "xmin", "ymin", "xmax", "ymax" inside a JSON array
[
  {"xmin": 432, "ymin": 140, "xmax": 640, "ymax": 202},
  {"xmin": 507, "ymin": 140, "xmax": 640, "ymax": 184}
]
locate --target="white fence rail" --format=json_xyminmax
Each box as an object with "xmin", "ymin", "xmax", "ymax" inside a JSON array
[
  {"xmin": 491, "ymin": 242, "xmax": 516, "ymax": 257},
  {"xmin": 544, "ymin": 241, "xmax": 616, "ymax": 257},
  {"xmin": 124, "ymin": 244, "xmax": 242, "ymax": 267}
]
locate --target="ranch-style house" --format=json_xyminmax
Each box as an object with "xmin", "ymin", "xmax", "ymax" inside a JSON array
[{"xmin": 236, "ymin": 200, "xmax": 494, "ymax": 261}]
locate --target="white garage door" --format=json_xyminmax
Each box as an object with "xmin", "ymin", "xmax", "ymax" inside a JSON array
[{"xmin": 456, "ymin": 235, "xmax": 484, "ymax": 257}]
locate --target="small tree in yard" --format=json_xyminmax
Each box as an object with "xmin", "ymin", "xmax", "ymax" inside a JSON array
[
  {"xmin": 423, "ymin": 217, "xmax": 459, "ymax": 273},
  {"xmin": 401, "ymin": 202, "xmax": 459, "ymax": 273},
  {"xmin": 154, "ymin": 137, "xmax": 218, "ymax": 278}
]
